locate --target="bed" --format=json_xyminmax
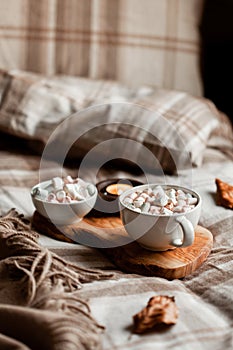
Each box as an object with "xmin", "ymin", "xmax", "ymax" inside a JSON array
[
  {"xmin": 0, "ymin": 1, "xmax": 233, "ymax": 349},
  {"xmin": 0, "ymin": 68, "xmax": 232, "ymax": 350}
]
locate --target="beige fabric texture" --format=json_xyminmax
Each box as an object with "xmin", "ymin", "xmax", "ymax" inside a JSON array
[
  {"xmin": 0, "ymin": 133, "xmax": 232, "ymax": 349},
  {"xmin": 0, "ymin": 208, "xmax": 114, "ymax": 350},
  {"xmin": 0, "ymin": 0, "xmax": 203, "ymax": 96},
  {"xmin": 0, "ymin": 69, "xmax": 232, "ymax": 175}
]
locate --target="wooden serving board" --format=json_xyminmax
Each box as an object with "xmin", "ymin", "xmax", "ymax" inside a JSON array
[{"xmin": 32, "ymin": 211, "xmax": 213, "ymax": 279}]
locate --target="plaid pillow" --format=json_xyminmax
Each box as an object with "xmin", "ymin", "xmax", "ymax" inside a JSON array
[
  {"xmin": 46, "ymin": 91, "xmax": 233, "ymax": 174},
  {"xmin": 0, "ymin": 70, "xmax": 232, "ymax": 174},
  {"xmin": 0, "ymin": 69, "xmax": 90, "ymax": 142},
  {"xmin": 102, "ymin": 89, "xmax": 233, "ymax": 171}
]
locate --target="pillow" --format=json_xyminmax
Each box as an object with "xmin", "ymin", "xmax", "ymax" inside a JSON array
[
  {"xmin": 0, "ymin": 69, "xmax": 232, "ymax": 174},
  {"xmin": 125, "ymin": 90, "xmax": 233, "ymax": 168},
  {"xmin": 0, "ymin": 69, "xmax": 138, "ymax": 142},
  {"xmin": 0, "ymin": 69, "xmax": 92, "ymax": 143},
  {"xmin": 47, "ymin": 89, "xmax": 233, "ymax": 173}
]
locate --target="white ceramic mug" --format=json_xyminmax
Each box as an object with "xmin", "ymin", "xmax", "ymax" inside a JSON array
[{"xmin": 119, "ymin": 184, "xmax": 202, "ymax": 251}]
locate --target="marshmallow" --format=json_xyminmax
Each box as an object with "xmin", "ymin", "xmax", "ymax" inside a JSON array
[
  {"xmin": 56, "ymin": 190, "xmax": 66, "ymax": 202},
  {"xmin": 160, "ymin": 207, "xmax": 173, "ymax": 215},
  {"xmin": 149, "ymin": 206, "xmax": 161, "ymax": 215},
  {"xmin": 141, "ymin": 193, "xmax": 149, "ymax": 199},
  {"xmin": 187, "ymin": 197, "xmax": 198, "ymax": 205},
  {"xmin": 36, "ymin": 176, "xmax": 96, "ymax": 204},
  {"xmin": 134, "ymin": 198, "xmax": 145, "ymax": 208},
  {"xmin": 177, "ymin": 199, "xmax": 186, "ymax": 207},
  {"xmin": 75, "ymin": 178, "xmax": 87, "ymax": 187},
  {"xmin": 141, "ymin": 202, "xmax": 151, "ymax": 213},
  {"xmin": 52, "ymin": 177, "xmax": 63, "ymax": 191},
  {"xmin": 123, "ymin": 186, "xmax": 198, "ymax": 216},
  {"xmin": 64, "ymin": 175, "xmax": 74, "ymax": 184},
  {"xmin": 124, "ymin": 197, "xmax": 133, "ymax": 205},
  {"xmin": 173, "ymin": 206, "xmax": 183, "ymax": 213},
  {"xmin": 154, "ymin": 195, "xmax": 168, "ymax": 207},
  {"xmin": 75, "ymin": 184, "xmax": 88, "ymax": 199},
  {"xmin": 64, "ymin": 183, "xmax": 77, "ymax": 200},
  {"xmin": 177, "ymin": 194, "xmax": 186, "ymax": 201},
  {"xmin": 129, "ymin": 192, "xmax": 138, "ymax": 200},
  {"xmin": 177, "ymin": 189, "xmax": 185, "ymax": 196},
  {"xmin": 47, "ymin": 193, "xmax": 56, "ymax": 202},
  {"xmin": 167, "ymin": 189, "xmax": 176, "ymax": 198}
]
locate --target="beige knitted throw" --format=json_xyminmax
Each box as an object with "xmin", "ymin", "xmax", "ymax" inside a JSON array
[{"xmin": 0, "ymin": 209, "xmax": 114, "ymax": 350}]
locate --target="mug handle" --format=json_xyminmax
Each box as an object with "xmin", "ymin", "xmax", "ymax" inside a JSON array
[{"xmin": 171, "ymin": 216, "xmax": 195, "ymax": 248}]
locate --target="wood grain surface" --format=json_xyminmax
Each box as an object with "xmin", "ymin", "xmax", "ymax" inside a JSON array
[{"xmin": 32, "ymin": 211, "xmax": 213, "ymax": 279}]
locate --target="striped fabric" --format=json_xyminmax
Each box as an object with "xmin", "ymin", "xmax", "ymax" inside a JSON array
[
  {"xmin": 0, "ymin": 0, "xmax": 203, "ymax": 96},
  {"xmin": 0, "ymin": 2, "xmax": 233, "ymax": 348},
  {"xmin": 0, "ymin": 69, "xmax": 232, "ymax": 175},
  {"xmin": 0, "ymin": 141, "xmax": 233, "ymax": 349}
]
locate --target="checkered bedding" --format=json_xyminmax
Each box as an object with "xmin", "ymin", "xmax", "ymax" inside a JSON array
[
  {"xmin": 0, "ymin": 0, "xmax": 232, "ymax": 347},
  {"xmin": 0, "ymin": 0, "xmax": 203, "ymax": 96},
  {"xmin": 0, "ymin": 74, "xmax": 232, "ymax": 348},
  {"xmin": 0, "ymin": 145, "xmax": 233, "ymax": 349}
]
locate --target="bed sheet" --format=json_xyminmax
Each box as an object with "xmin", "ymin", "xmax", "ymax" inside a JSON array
[{"xmin": 0, "ymin": 142, "xmax": 232, "ymax": 350}]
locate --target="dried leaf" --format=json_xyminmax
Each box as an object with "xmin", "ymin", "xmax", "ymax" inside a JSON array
[
  {"xmin": 215, "ymin": 178, "xmax": 233, "ymax": 209},
  {"xmin": 133, "ymin": 295, "xmax": 178, "ymax": 334}
]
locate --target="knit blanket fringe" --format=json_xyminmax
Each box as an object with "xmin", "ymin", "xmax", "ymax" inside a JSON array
[{"xmin": 0, "ymin": 209, "xmax": 115, "ymax": 350}]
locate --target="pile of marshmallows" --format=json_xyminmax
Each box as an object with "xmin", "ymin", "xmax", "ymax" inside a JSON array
[
  {"xmin": 122, "ymin": 185, "xmax": 198, "ymax": 215},
  {"xmin": 33, "ymin": 176, "xmax": 96, "ymax": 203}
]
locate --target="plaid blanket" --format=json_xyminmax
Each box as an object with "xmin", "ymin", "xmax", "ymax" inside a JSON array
[
  {"xmin": 0, "ymin": 139, "xmax": 232, "ymax": 349},
  {"xmin": 0, "ymin": 0, "xmax": 203, "ymax": 96},
  {"xmin": 0, "ymin": 70, "xmax": 232, "ymax": 349}
]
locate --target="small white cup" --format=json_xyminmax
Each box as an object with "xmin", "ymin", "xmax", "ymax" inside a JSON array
[
  {"xmin": 31, "ymin": 180, "xmax": 97, "ymax": 225},
  {"xmin": 119, "ymin": 184, "xmax": 202, "ymax": 251}
]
